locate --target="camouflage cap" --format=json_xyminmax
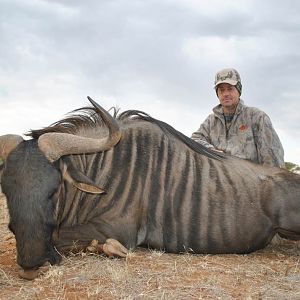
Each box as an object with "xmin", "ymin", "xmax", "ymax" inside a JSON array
[{"xmin": 214, "ymin": 68, "xmax": 242, "ymax": 95}]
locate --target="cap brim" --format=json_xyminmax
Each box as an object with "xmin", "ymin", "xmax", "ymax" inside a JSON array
[{"xmin": 214, "ymin": 79, "xmax": 238, "ymax": 88}]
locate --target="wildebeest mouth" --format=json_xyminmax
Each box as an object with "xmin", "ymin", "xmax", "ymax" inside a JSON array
[
  {"xmin": 18, "ymin": 247, "xmax": 62, "ymax": 280},
  {"xmin": 18, "ymin": 261, "xmax": 52, "ymax": 280}
]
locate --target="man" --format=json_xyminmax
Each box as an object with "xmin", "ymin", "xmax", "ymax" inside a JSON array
[{"xmin": 191, "ymin": 68, "xmax": 284, "ymax": 168}]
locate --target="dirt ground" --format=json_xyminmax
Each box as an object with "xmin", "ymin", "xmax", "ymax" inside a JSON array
[{"xmin": 1, "ymin": 193, "xmax": 300, "ymax": 300}]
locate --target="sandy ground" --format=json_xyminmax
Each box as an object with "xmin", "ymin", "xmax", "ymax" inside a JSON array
[{"xmin": 1, "ymin": 192, "xmax": 300, "ymax": 299}]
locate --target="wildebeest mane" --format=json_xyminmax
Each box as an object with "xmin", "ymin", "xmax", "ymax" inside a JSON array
[
  {"xmin": 27, "ymin": 106, "xmax": 224, "ymax": 160},
  {"xmin": 118, "ymin": 110, "xmax": 225, "ymax": 160}
]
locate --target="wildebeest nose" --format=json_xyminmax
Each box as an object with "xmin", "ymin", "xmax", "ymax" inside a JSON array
[{"xmin": 18, "ymin": 261, "xmax": 51, "ymax": 280}]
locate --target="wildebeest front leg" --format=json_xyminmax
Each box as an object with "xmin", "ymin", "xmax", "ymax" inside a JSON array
[
  {"xmin": 87, "ymin": 239, "xmax": 128, "ymax": 257},
  {"xmin": 52, "ymin": 225, "xmax": 128, "ymax": 257}
]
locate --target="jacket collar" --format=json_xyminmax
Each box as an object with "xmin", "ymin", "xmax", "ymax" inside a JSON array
[{"xmin": 213, "ymin": 99, "xmax": 245, "ymax": 117}]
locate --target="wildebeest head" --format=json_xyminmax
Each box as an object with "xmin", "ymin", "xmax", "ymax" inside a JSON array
[
  {"xmin": 0, "ymin": 98, "xmax": 121, "ymax": 279},
  {"xmin": 2, "ymin": 139, "xmax": 62, "ymax": 278}
]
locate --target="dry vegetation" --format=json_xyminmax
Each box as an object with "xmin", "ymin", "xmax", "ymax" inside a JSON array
[{"xmin": 1, "ymin": 193, "xmax": 300, "ymax": 300}]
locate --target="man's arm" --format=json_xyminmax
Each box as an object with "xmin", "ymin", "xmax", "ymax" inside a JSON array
[
  {"xmin": 254, "ymin": 113, "xmax": 285, "ymax": 168},
  {"xmin": 191, "ymin": 117, "xmax": 216, "ymax": 149}
]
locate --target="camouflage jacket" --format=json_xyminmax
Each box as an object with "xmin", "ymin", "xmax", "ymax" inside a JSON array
[{"xmin": 191, "ymin": 100, "xmax": 285, "ymax": 167}]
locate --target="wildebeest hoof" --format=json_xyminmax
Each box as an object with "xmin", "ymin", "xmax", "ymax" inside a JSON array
[
  {"xmin": 102, "ymin": 238, "xmax": 128, "ymax": 258},
  {"xmin": 86, "ymin": 239, "xmax": 101, "ymax": 253},
  {"xmin": 87, "ymin": 239, "xmax": 128, "ymax": 257}
]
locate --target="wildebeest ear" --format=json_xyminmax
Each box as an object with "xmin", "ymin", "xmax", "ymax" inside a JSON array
[{"xmin": 60, "ymin": 160, "xmax": 105, "ymax": 194}]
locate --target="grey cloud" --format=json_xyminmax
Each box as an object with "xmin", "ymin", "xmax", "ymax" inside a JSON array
[{"xmin": 0, "ymin": 0, "xmax": 299, "ymax": 163}]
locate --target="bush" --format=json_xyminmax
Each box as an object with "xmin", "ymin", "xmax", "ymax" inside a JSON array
[{"xmin": 285, "ymin": 162, "xmax": 300, "ymax": 172}]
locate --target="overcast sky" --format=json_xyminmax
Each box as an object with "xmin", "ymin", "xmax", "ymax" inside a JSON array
[{"xmin": 0, "ymin": 0, "xmax": 300, "ymax": 165}]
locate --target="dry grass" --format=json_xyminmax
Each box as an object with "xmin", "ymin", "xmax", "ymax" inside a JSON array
[{"xmin": 1, "ymin": 193, "xmax": 300, "ymax": 299}]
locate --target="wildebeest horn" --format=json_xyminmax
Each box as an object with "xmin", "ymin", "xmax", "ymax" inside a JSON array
[
  {"xmin": 38, "ymin": 97, "xmax": 121, "ymax": 162},
  {"xmin": 0, "ymin": 134, "xmax": 24, "ymax": 160}
]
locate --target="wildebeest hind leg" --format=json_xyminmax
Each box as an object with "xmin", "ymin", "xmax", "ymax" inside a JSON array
[{"xmin": 277, "ymin": 228, "xmax": 300, "ymax": 241}]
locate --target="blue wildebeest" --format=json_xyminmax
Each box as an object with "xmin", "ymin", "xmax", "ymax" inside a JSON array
[{"xmin": 0, "ymin": 97, "xmax": 300, "ymax": 280}]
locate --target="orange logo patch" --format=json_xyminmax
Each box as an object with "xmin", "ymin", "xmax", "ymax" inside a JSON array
[{"xmin": 239, "ymin": 124, "xmax": 247, "ymax": 131}]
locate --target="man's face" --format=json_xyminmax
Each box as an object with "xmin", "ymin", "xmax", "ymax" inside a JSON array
[{"xmin": 216, "ymin": 83, "xmax": 240, "ymax": 109}]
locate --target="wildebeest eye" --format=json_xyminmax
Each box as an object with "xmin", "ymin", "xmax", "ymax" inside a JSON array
[{"xmin": 48, "ymin": 190, "xmax": 57, "ymax": 199}]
